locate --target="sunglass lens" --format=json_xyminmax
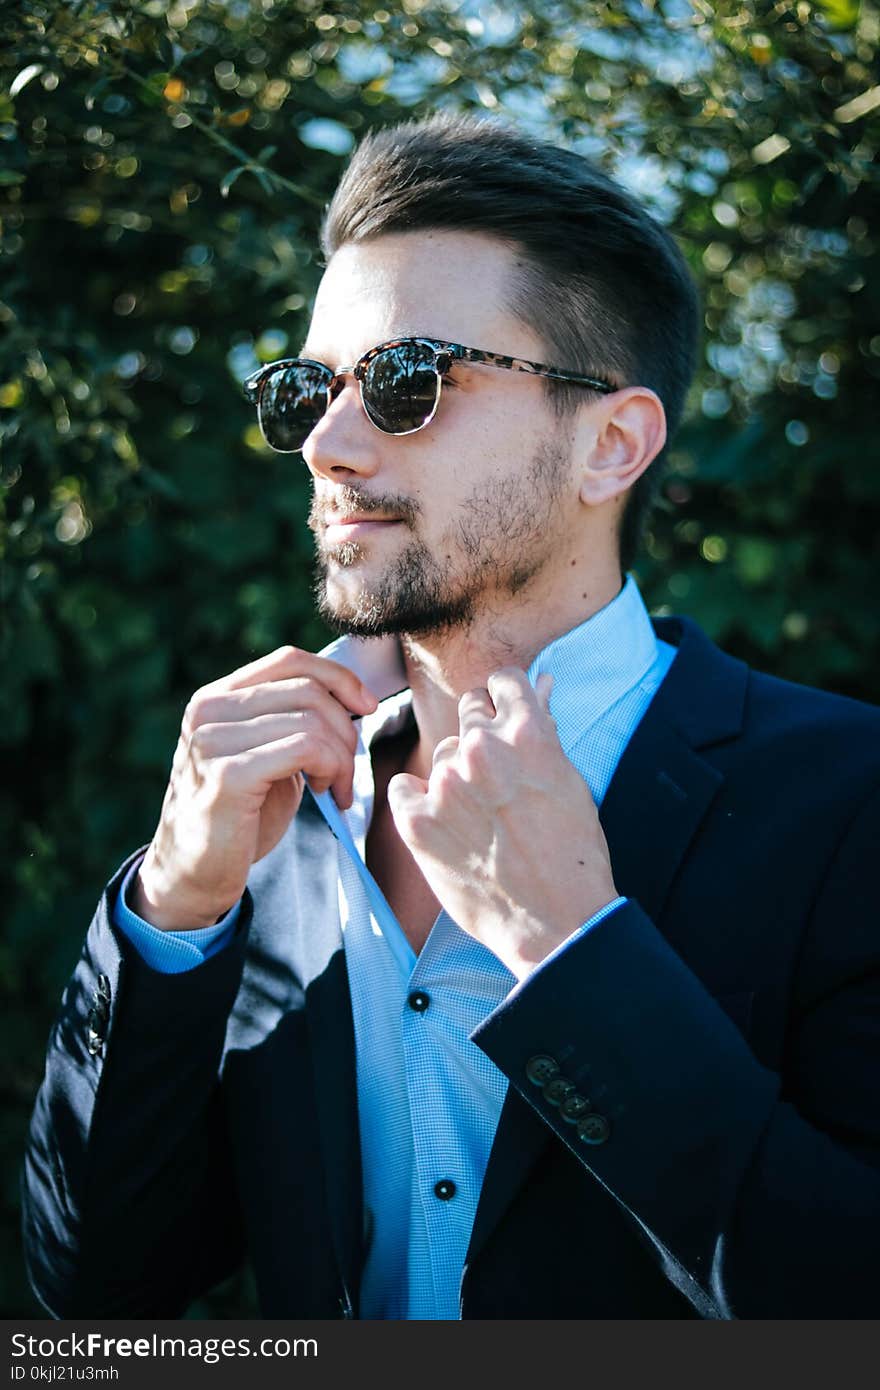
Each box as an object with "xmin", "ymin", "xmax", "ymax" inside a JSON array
[
  {"xmin": 258, "ymin": 363, "xmax": 330, "ymax": 451},
  {"xmin": 362, "ymin": 341, "xmax": 440, "ymax": 434}
]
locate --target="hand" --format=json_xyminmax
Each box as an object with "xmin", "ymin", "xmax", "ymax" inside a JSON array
[
  {"xmin": 134, "ymin": 646, "xmax": 378, "ymax": 930},
  {"xmin": 387, "ymin": 669, "xmax": 618, "ymax": 980}
]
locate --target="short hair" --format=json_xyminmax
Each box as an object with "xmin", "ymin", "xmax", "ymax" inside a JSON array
[{"xmin": 321, "ymin": 114, "xmax": 700, "ymax": 572}]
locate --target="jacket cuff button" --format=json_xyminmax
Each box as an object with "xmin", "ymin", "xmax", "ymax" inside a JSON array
[
  {"xmin": 525, "ymin": 1054, "xmax": 559, "ymax": 1086},
  {"xmin": 542, "ymin": 1077, "xmax": 576, "ymax": 1106},
  {"xmin": 576, "ymin": 1113, "xmax": 610, "ymax": 1145},
  {"xmin": 560, "ymin": 1093, "xmax": 592, "ymax": 1123}
]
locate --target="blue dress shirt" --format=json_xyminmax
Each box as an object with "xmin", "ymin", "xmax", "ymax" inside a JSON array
[{"xmin": 114, "ymin": 574, "xmax": 677, "ymax": 1318}]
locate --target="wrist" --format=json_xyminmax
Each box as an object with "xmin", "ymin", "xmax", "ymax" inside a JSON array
[
  {"xmin": 133, "ymin": 855, "xmax": 233, "ymax": 932},
  {"xmin": 502, "ymin": 885, "xmax": 621, "ymax": 982}
]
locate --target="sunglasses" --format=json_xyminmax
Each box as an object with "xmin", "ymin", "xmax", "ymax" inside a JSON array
[{"xmin": 243, "ymin": 336, "xmax": 617, "ymax": 453}]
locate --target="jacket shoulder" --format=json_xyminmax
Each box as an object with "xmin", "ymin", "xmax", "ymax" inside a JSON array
[{"xmin": 654, "ymin": 613, "xmax": 880, "ymax": 752}]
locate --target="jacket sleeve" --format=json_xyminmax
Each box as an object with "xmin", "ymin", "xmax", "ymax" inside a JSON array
[
  {"xmin": 472, "ymin": 782, "xmax": 880, "ymax": 1319},
  {"xmin": 21, "ymin": 848, "xmax": 254, "ymax": 1317}
]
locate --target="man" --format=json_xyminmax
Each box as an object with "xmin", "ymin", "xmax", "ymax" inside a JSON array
[{"xmin": 23, "ymin": 115, "xmax": 880, "ymax": 1319}]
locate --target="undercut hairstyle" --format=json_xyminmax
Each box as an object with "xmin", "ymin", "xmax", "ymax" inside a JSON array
[{"xmin": 321, "ymin": 114, "xmax": 701, "ymax": 572}]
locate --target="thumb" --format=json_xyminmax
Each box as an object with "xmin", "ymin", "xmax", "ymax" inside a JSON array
[{"xmin": 386, "ymin": 771, "xmax": 428, "ymax": 823}]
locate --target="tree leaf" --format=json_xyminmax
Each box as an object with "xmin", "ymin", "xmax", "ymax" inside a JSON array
[
  {"xmin": 816, "ymin": 0, "xmax": 861, "ymax": 30},
  {"xmin": 10, "ymin": 64, "xmax": 44, "ymax": 98},
  {"xmin": 219, "ymin": 165, "xmax": 247, "ymax": 197}
]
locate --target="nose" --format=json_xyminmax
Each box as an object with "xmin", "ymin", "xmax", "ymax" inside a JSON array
[{"xmin": 302, "ymin": 377, "xmax": 383, "ymax": 483}]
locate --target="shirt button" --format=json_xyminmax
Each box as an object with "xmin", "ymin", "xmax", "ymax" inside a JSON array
[
  {"xmin": 407, "ymin": 991, "xmax": 431, "ymax": 1013},
  {"xmin": 576, "ymin": 1113, "xmax": 611, "ymax": 1145},
  {"xmin": 525, "ymin": 1054, "xmax": 559, "ymax": 1086},
  {"xmin": 433, "ymin": 1179, "xmax": 456, "ymax": 1201}
]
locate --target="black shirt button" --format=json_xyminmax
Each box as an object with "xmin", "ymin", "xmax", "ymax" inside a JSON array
[
  {"xmin": 407, "ymin": 991, "xmax": 431, "ymax": 1013},
  {"xmin": 543, "ymin": 1077, "xmax": 576, "ymax": 1107},
  {"xmin": 576, "ymin": 1113, "xmax": 611, "ymax": 1145},
  {"xmin": 560, "ymin": 1093, "xmax": 592, "ymax": 1123},
  {"xmin": 525, "ymin": 1054, "xmax": 559, "ymax": 1086},
  {"xmin": 433, "ymin": 1179, "xmax": 456, "ymax": 1201},
  {"xmin": 95, "ymin": 974, "xmax": 111, "ymax": 1004}
]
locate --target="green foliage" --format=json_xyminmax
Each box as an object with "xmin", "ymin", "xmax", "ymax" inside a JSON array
[{"xmin": 2, "ymin": 0, "xmax": 878, "ymax": 1315}]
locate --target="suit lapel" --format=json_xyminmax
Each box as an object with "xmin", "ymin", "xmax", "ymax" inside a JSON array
[
  {"xmin": 594, "ymin": 613, "xmax": 747, "ymax": 926},
  {"xmin": 465, "ymin": 617, "xmax": 748, "ymax": 1270},
  {"xmin": 599, "ymin": 715, "xmax": 724, "ymax": 923}
]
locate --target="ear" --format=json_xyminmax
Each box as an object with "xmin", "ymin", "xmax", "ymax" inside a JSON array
[{"xmin": 576, "ymin": 387, "xmax": 667, "ymax": 508}]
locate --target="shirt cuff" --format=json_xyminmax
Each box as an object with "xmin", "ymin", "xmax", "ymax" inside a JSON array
[{"xmin": 113, "ymin": 854, "xmax": 242, "ymax": 974}]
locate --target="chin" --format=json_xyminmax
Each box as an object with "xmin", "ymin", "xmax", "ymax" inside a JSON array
[
  {"xmin": 314, "ymin": 570, "xmax": 383, "ymax": 635},
  {"xmin": 312, "ymin": 535, "xmax": 476, "ymax": 638},
  {"xmin": 322, "ymin": 540, "xmax": 363, "ymax": 569}
]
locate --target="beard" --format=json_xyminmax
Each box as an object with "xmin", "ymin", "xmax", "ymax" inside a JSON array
[{"xmin": 308, "ymin": 442, "xmax": 570, "ymax": 639}]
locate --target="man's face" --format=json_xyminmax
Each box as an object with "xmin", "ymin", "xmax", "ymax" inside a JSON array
[{"xmin": 301, "ymin": 230, "xmax": 581, "ymax": 639}]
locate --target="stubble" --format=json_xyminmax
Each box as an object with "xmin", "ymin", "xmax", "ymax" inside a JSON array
[{"xmin": 308, "ymin": 441, "xmax": 570, "ymax": 639}]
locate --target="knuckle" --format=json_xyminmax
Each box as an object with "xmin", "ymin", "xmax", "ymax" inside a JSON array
[
  {"xmin": 234, "ymin": 684, "xmax": 260, "ymax": 713},
  {"xmin": 508, "ymin": 716, "xmax": 535, "ymax": 750},
  {"xmin": 188, "ymin": 722, "xmax": 216, "ymax": 757},
  {"xmin": 460, "ymin": 727, "xmax": 490, "ymax": 758},
  {"xmin": 459, "ymin": 728, "xmax": 492, "ymax": 775},
  {"xmin": 185, "ymin": 690, "xmax": 219, "ymax": 731},
  {"xmin": 432, "ymin": 735, "xmax": 459, "ymax": 762},
  {"xmin": 283, "ymin": 707, "xmax": 309, "ymax": 734},
  {"xmin": 283, "ymin": 728, "xmax": 311, "ymax": 756},
  {"xmin": 293, "ymin": 730, "xmax": 334, "ymax": 774},
  {"xmin": 459, "ymin": 686, "xmax": 488, "ymax": 708},
  {"xmin": 432, "ymin": 760, "xmax": 460, "ymax": 797},
  {"xmin": 182, "ymin": 694, "xmax": 201, "ymax": 734}
]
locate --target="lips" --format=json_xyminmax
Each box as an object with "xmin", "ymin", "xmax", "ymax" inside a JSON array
[
  {"xmin": 321, "ymin": 514, "xmax": 403, "ymax": 544},
  {"xmin": 324, "ymin": 513, "xmax": 399, "ymax": 526}
]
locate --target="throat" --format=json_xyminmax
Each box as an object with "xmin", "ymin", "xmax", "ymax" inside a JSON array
[{"xmin": 365, "ymin": 722, "xmax": 442, "ymax": 955}]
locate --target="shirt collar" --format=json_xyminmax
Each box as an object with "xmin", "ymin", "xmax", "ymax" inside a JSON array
[{"xmin": 525, "ymin": 574, "xmax": 659, "ymax": 759}]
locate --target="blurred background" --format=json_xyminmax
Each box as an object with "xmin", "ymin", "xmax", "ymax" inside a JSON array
[{"xmin": 1, "ymin": 0, "xmax": 878, "ymax": 1316}]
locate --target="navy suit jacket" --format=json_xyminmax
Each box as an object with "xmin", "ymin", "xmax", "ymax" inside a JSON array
[{"xmin": 21, "ymin": 616, "xmax": 880, "ymax": 1318}]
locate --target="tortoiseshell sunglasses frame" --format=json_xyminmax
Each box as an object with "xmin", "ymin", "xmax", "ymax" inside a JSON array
[{"xmin": 243, "ymin": 336, "xmax": 618, "ymax": 451}]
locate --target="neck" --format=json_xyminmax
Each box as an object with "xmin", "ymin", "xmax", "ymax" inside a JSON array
[{"xmin": 400, "ymin": 561, "xmax": 624, "ymax": 780}]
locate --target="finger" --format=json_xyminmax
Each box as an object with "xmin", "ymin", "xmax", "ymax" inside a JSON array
[
  {"xmin": 535, "ymin": 672, "xmax": 554, "ymax": 713},
  {"xmin": 214, "ymin": 645, "xmax": 379, "ymax": 715},
  {"xmin": 313, "ymin": 766, "xmax": 357, "ymax": 809},
  {"xmin": 304, "ymin": 758, "xmax": 355, "ymax": 807},
  {"xmin": 486, "ymin": 666, "xmax": 537, "ymax": 718},
  {"xmin": 215, "ymin": 731, "xmax": 351, "ymax": 796},
  {"xmin": 386, "ymin": 771, "xmax": 429, "ymax": 830},
  {"xmin": 189, "ymin": 710, "xmax": 359, "ymax": 761},
  {"xmin": 188, "ymin": 681, "xmax": 362, "ymax": 753},
  {"xmin": 457, "ymin": 687, "xmax": 496, "ymax": 739},
  {"xmin": 431, "ymin": 734, "xmax": 460, "ymax": 769}
]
